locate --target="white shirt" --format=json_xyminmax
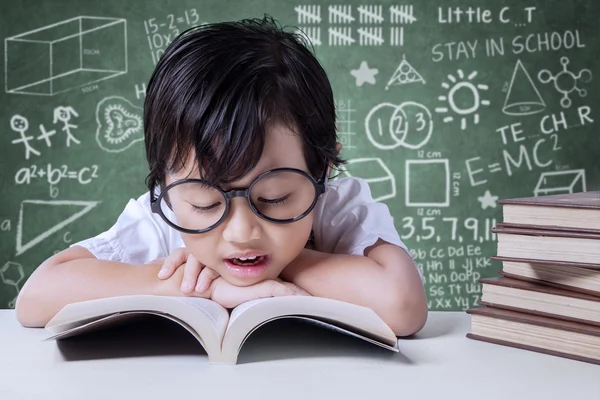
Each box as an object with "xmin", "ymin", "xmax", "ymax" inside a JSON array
[{"xmin": 72, "ymin": 177, "xmax": 422, "ymax": 278}]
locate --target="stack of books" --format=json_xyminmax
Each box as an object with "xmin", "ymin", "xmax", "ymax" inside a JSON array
[{"xmin": 466, "ymin": 190, "xmax": 600, "ymax": 365}]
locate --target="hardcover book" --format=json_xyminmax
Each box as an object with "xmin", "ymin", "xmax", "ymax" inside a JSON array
[
  {"xmin": 498, "ymin": 190, "xmax": 600, "ymax": 232},
  {"xmin": 492, "ymin": 223, "xmax": 600, "ymax": 265},
  {"xmin": 466, "ymin": 306, "xmax": 600, "ymax": 365},
  {"xmin": 478, "ymin": 276, "xmax": 600, "ymax": 326},
  {"xmin": 491, "ymin": 256, "xmax": 600, "ymax": 296}
]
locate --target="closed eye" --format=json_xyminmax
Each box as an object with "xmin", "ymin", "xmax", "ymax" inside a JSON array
[
  {"xmin": 190, "ymin": 202, "xmax": 221, "ymax": 212},
  {"xmin": 258, "ymin": 193, "xmax": 291, "ymax": 204}
]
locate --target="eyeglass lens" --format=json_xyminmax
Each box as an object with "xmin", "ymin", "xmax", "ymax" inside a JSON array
[{"xmin": 159, "ymin": 170, "xmax": 318, "ymax": 231}]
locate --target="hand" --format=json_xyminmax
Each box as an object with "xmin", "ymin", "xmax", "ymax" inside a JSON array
[
  {"xmin": 150, "ymin": 247, "xmax": 220, "ymax": 294},
  {"xmin": 209, "ymin": 277, "xmax": 311, "ymax": 309}
]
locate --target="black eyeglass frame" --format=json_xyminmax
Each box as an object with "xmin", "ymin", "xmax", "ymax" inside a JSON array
[{"xmin": 150, "ymin": 165, "xmax": 330, "ymax": 234}]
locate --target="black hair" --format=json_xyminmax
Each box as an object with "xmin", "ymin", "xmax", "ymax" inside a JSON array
[{"xmin": 143, "ymin": 14, "xmax": 346, "ymax": 193}]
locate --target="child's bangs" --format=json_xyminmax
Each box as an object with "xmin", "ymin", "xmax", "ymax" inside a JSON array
[{"xmin": 166, "ymin": 76, "xmax": 295, "ymax": 187}]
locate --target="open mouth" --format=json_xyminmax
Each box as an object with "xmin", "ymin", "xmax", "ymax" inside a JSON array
[
  {"xmin": 224, "ymin": 255, "xmax": 270, "ymax": 278},
  {"xmin": 228, "ymin": 255, "xmax": 266, "ymax": 266}
]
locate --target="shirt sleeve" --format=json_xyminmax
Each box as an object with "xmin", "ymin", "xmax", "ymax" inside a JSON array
[
  {"xmin": 70, "ymin": 192, "xmax": 173, "ymax": 265},
  {"xmin": 313, "ymin": 177, "xmax": 423, "ymax": 279}
]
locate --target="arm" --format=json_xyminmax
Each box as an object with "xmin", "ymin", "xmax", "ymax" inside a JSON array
[
  {"xmin": 280, "ymin": 239, "xmax": 428, "ymax": 337},
  {"xmin": 15, "ymin": 246, "xmax": 188, "ymax": 328},
  {"xmin": 16, "ymin": 246, "xmax": 308, "ymax": 328}
]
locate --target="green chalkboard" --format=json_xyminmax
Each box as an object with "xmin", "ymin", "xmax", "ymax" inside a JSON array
[{"xmin": 1, "ymin": 0, "xmax": 599, "ymax": 311}]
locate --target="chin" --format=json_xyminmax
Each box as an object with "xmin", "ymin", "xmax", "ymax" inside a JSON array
[{"xmin": 222, "ymin": 265, "xmax": 282, "ymax": 287}]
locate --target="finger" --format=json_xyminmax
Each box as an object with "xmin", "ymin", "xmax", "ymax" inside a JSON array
[
  {"xmin": 180, "ymin": 254, "xmax": 203, "ymax": 294},
  {"xmin": 157, "ymin": 247, "xmax": 189, "ymax": 279},
  {"xmin": 195, "ymin": 267, "xmax": 219, "ymax": 293}
]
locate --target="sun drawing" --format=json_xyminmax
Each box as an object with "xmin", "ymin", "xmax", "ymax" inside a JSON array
[{"xmin": 435, "ymin": 69, "xmax": 490, "ymax": 130}]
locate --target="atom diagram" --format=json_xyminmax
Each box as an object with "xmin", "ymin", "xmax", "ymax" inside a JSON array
[{"xmin": 538, "ymin": 56, "xmax": 592, "ymax": 109}]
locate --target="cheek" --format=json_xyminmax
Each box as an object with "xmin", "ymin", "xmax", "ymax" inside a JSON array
[
  {"xmin": 180, "ymin": 233, "xmax": 220, "ymax": 266},
  {"xmin": 269, "ymin": 216, "xmax": 314, "ymax": 261}
]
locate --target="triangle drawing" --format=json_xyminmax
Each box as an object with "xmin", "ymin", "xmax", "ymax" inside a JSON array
[
  {"xmin": 16, "ymin": 200, "xmax": 100, "ymax": 256},
  {"xmin": 502, "ymin": 59, "xmax": 546, "ymax": 116},
  {"xmin": 385, "ymin": 54, "xmax": 425, "ymax": 91}
]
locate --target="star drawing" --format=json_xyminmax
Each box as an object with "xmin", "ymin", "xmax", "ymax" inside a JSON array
[
  {"xmin": 350, "ymin": 61, "xmax": 378, "ymax": 87},
  {"xmin": 477, "ymin": 190, "xmax": 498, "ymax": 210}
]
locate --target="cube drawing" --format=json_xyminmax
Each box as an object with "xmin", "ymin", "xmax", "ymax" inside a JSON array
[
  {"xmin": 5, "ymin": 16, "xmax": 127, "ymax": 95},
  {"xmin": 339, "ymin": 158, "xmax": 396, "ymax": 202},
  {"xmin": 534, "ymin": 169, "xmax": 586, "ymax": 196}
]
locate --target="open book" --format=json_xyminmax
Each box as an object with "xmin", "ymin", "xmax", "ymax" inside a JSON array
[{"xmin": 43, "ymin": 295, "xmax": 399, "ymax": 365}]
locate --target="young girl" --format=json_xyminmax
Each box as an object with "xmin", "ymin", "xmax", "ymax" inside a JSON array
[{"xmin": 15, "ymin": 15, "xmax": 427, "ymax": 336}]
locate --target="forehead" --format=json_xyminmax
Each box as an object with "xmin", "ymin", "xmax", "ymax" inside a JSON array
[{"xmin": 167, "ymin": 122, "xmax": 307, "ymax": 184}]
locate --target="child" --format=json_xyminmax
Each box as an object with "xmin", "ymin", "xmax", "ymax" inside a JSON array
[{"xmin": 15, "ymin": 15, "xmax": 427, "ymax": 336}]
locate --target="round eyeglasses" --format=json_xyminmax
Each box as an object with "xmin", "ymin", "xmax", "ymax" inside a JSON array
[{"xmin": 150, "ymin": 166, "xmax": 329, "ymax": 234}]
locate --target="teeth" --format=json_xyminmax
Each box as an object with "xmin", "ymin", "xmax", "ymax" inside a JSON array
[
  {"xmin": 230, "ymin": 255, "xmax": 265, "ymax": 266},
  {"xmin": 239, "ymin": 256, "xmax": 258, "ymax": 261}
]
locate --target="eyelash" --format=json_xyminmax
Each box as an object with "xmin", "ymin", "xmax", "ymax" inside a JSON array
[
  {"xmin": 259, "ymin": 194, "xmax": 291, "ymax": 205},
  {"xmin": 189, "ymin": 193, "xmax": 291, "ymax": 213},
  {"xmin": 191, "ymin": 203, "xmax": 220, "ymax": 213}
]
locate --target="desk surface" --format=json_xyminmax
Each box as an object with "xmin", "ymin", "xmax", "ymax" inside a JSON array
[{"xmin": 0, "ymin": 310, "xmax": 598, "ymax": 400}]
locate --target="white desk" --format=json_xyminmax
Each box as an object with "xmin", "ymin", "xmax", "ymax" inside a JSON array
[{"xmin": 0, "ymin": 310, "xmax": 598, "ymax": 400}]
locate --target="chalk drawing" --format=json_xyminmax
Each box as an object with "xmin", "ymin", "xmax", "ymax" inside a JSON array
[
  {"xmin": 436, "ymin": 69, "xmax": 490, "ymax": 130},
  {"xmin": 477, "ymin": 190, "xmax": 498, "ymax": 210},
  {"xmin": 1, "ymin": 261, "xmax": 24, "ymax": 309},
  {"xmin": 5, "ymin": 16, "xmax": 127, "ymax": 96},
  {"xmin": 351, "ymin": 61, "xmax": 378, "ymax": 86},
  {"xmin": 95, "ymin": 96, "xmax": 143, "ymax": 152},
  {"xmin": 538, "ymin": 56, "xmax": 592, "ymax": 109},
  {"xmin": 365, "ymin": 101, "xmax": 433, "ymax": 150},
  {"xmin": 339, "ymin": 158, "xmax": 396, "ymax": 202},
  {"xmin": 385, "ymin": 54, "xmax": 425, "ymax": 90},
  {"xmin": 503, "ymin": 59, "xmax": 546, "ymax": 116},
  {"xmin": 534, "ymin": 169, "xmax": 586, "ymax": 196},
  {"xmin": 16, "ymin": 200, "xmax": 99, "ymax": 256},
  {"xmin": 405, "ymin": 159, "xmax": 450, "ymax": 207},
  {"xmin": 10, "ymin": 114, "xmax": 40, "ymax": 160}
]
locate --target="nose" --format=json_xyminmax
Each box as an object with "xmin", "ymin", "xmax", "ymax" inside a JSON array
[{"xmin": 221, "ymin": 198, "xmax": 262, "ymax": 243}]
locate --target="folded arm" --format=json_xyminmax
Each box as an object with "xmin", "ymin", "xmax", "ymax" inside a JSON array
[
  {"xmin": 15, "ymin": 246, "xmax": 196, "ymax": 328},
  {"xmin": 16, "ymin": 246, "xmax": 309, "ymax": 328},
  {"xmin": 280, "ymin": 239, "xmax": 428, "ymax": 337}
]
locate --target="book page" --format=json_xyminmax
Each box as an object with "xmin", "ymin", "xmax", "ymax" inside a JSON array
[
  {"xmin": 228, "ymin": 297, "xmax": 271, "ymax": 327},
  {"xmin": 220, "ymin": 296, "xmax": 398, "ymax": 363},
  {"xmin": 43, "ymin": 311, "xmax": 207, "ymax": 348},
  {"xmin": 171, "ymin": 297, "xmax": 229, "ymax": 341},
  {"xmin": 44, "ymin": 295, "xmax": 228, "ymax": 357},
  {"xmin": 296, "ymin": 317, "xmax": 399, "ymax": 351}
]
